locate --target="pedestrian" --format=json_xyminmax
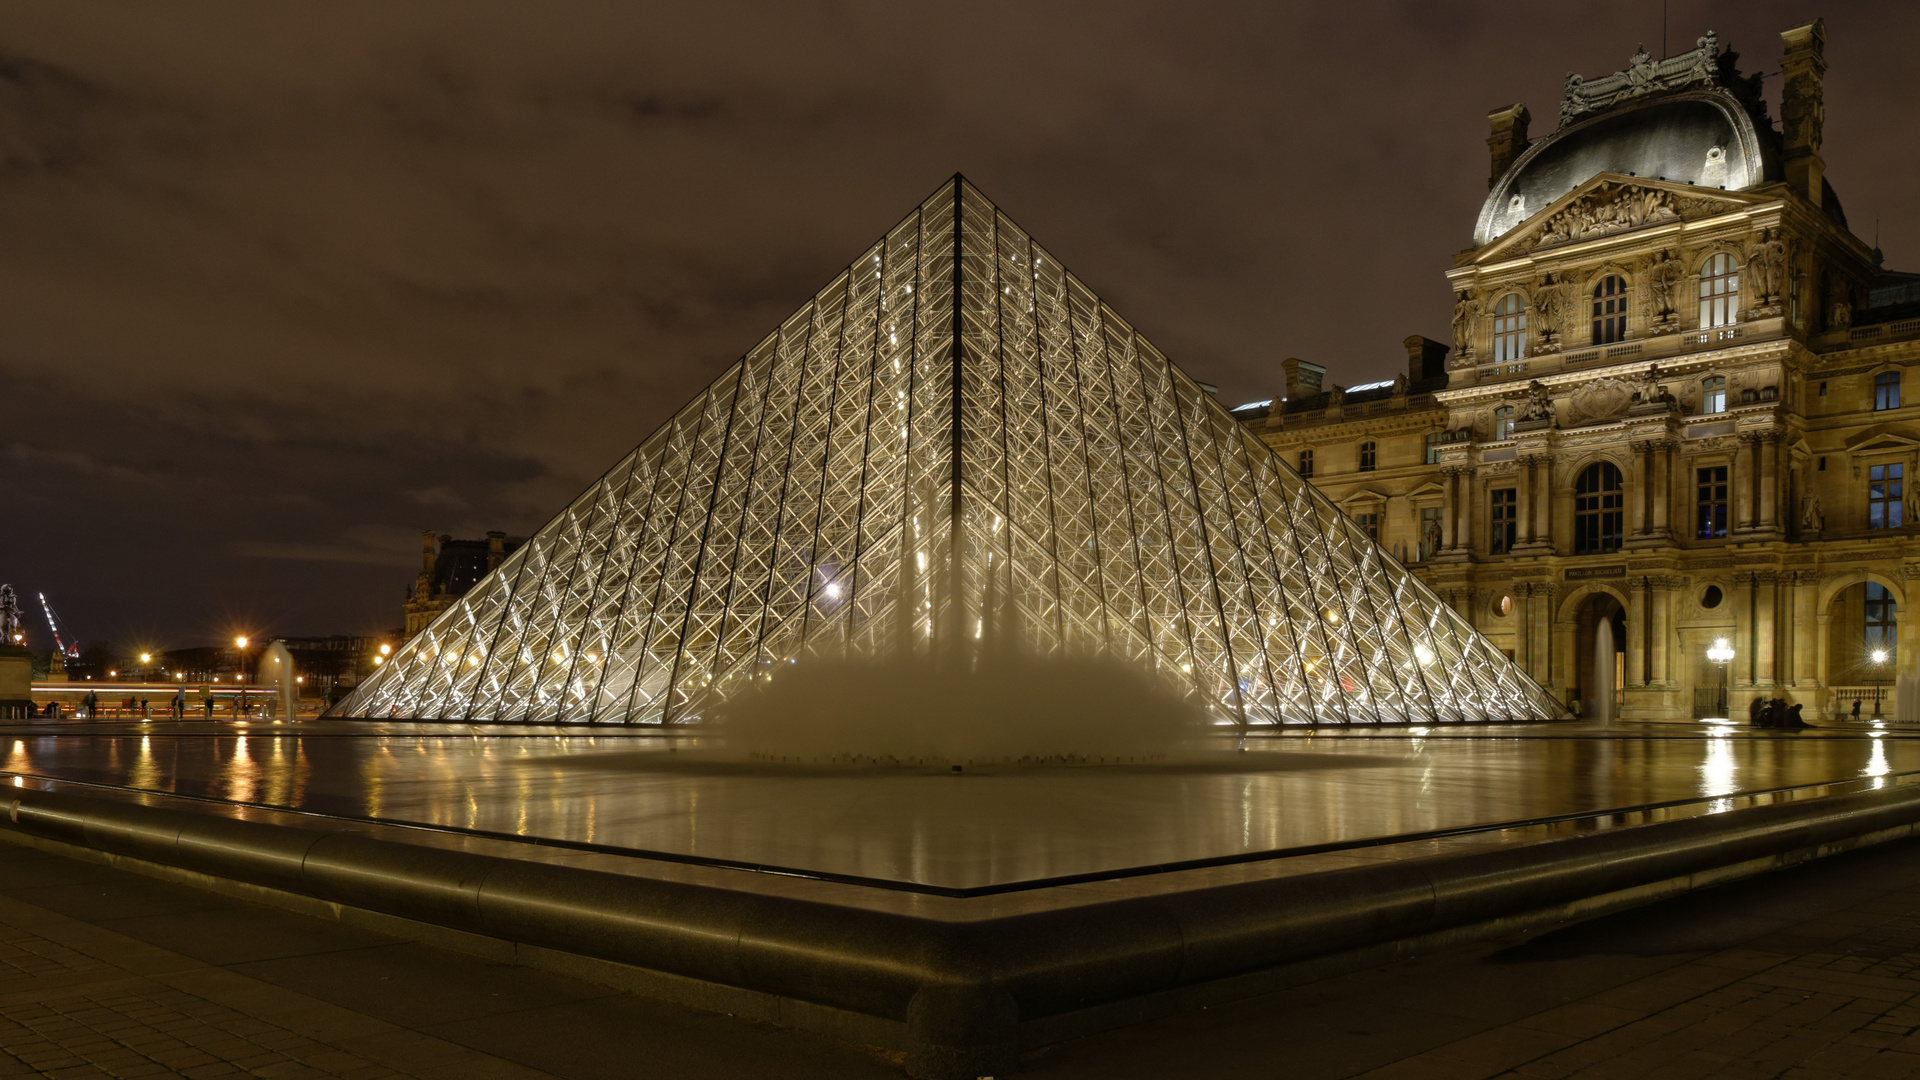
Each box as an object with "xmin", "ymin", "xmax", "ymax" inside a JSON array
[
  {"xmin": 1852, "ymin": 699, "xmax": 1863, "ymax": 721},
  {"xmin": 199, "ymin": 684, "xmax": 213, "ymax": 718},
  {"xmin": 82, "ymin": 689, "xmax": 98, "ymax": 719},
  {"xmin": 171, "ymin": 687, "xmax": 185, "ymax": 719}
]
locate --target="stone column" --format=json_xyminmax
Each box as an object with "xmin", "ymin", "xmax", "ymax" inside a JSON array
[
  {"xmin": 1815, "ymin": 609, "xmax": 1833, "ymax": 709},
  {"xmin": 1514, "ymin": 583, "xmax": 1534, "ymax": 674},
  {"xmin": 1652, "ymin": 441, "xmax": 1673, "ymax": 536},
  {"xmin": 1626, "ymin": 577, "xmax": 1648, "ymax": 687},
  {"xmin": 1629, "ymin": 441, "xmax": 1651, "ymax": 537},
  {"xmin": 1454, "ymin": 469, "xmax": 1474, "ymax": 553},
  {"xmin": 1734, "ymin": 434, "xmax": 1756, "ymax": 531},
  {"xmin": 1440, "ymin": 467, "xmax": 1458, "ymax": 552},
  {"xmin": 1732, "ymin": 571, "xmax": 1754, "ymax": 687},
  {"xmin": 1517, "ymin": 457, "xmax": 1535, "ymax": 545},
  {"xmin": 1760, "ymin": 435, "xmax": 1780, "ymax": 530},
  {"xmin": 1650, "ymin": 576, "xmax": 1677, "ymax": 686},
  {"xmin": 1552, "ymin": 613, "xmax": 1575, "ymax": 701},
  {"xmin": 1794, "ymin": 572, "xmax": 1819, "ymax": 687},
  {"xmin": 1535, "ymin": 458, "xmax": 1554, "ymax": 551},
  {"xmin": 1754, "ymin": 571, "xmax": 1778, "ymax": 688}
]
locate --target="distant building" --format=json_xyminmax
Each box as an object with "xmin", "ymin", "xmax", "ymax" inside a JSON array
[
  {"xmin": 404, "ymin": 530, "xmax": 524, "ymax": 638},
  {"xmin": 1240, "ymin": 22, "xmax": 1918, "ymax": 722}
]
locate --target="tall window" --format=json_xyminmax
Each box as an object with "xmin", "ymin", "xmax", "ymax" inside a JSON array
[
  {"xmin": 1699, "ymin": 253, "xmax": 1740, "ymax": 328},
  {"xmin": 1354, "ymin": 512, "xmax": 1380, "ymax": 541},
  {"xmin": 1489, "ymin": 488, "xmax": 1517, "ymax": 555},
  {"xmin": 1701, "ymin": 375, "xmax": 1727, "ymax": 414},
  {"xmin": 1493, "ymin": 405, "xmax": 1515, "ymax": 441},
  {"xmin": 1425, "ymin": 432, "xmax": 1443, "ymax": 464},
  {"xmin": 1358, "ymin": 441, "xmax": 1377, "ymax": 472},
  {"xmin": 1298, "ymin": 448, "xmax": 1314, "ymax": 477},
  {"xmin": 1591, "ymin": 275, "xmax": 1628, "ymax": 344},
  {"xmin": 1866, "ymin": 583, "xmax": 1898, "ymax": 656},
  {"xmin": 1869, "ymin": 463, "xmax": 1905, "ymax": 529},
  {"xmin": 1875, "ymin": 371, "xmax": 1902, "ymax": 411},
  {"xmin": 1492, "ymin": 293, "xmax": 1527, "ymax": 362},
  {"xmin": 1574, "ymin": 462, "xmax": 1624, "ymax": 554},
  {"xmin": 1696, "ymin": 466, "xmax": 1729, "ymax": 539}
]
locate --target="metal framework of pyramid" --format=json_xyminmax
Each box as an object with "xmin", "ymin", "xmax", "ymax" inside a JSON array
[{"xmin": 336, "ymin": 177, "xmax": 1564, "ymax": 726}]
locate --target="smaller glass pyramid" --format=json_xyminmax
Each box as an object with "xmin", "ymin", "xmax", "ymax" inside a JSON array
[{"xmin": 336, "ymin": 177, "xmax": 1566, "ymax": 726}]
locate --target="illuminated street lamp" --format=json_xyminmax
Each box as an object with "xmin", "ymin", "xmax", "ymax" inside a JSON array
[
  {"xmin": 233, "ymin": 636, "xmax": 252, "ymax": 717},
  {"xmin": 1872, "ymin": 648, "xmax": 1891, "ymax": 718},
  {"xmin": 1706, "ymin": 639, "xmax": 1734, "ymax": 720}
]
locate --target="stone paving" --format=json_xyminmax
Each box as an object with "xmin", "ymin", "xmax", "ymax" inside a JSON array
[{"xmin": 8, "ymin": 829, "xmax": 1920, "ymax": 1077}]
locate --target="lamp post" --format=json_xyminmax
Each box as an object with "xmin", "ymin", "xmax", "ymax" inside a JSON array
[
  {"xmin": 1707, "ymin": 639, "xmax": 1734, "ymax": 720},
  {"xmin": 234, "ymin": 636, "xmax": 251, "ymax": 718},
  {"xmin": 1872, "ymin": 648, "xmax": 1890, "ymax": 719}
]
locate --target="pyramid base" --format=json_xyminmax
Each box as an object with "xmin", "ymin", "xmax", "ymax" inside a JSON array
[{"xmin": 6, "ymin": 775, "xmax": 1920, "ymax": 1078}]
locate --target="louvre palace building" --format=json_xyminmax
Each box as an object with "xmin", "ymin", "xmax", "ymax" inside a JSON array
[{"xmin": 1240, "ymin": 21, "xmax": 1919, "ymax": 722}]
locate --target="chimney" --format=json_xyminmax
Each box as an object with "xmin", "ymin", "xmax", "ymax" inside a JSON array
[
  {"xmin": 1486, "ymin": 104, "xmax": 1530, "ymax": 189},
  {"xmin": 1779, "ymin": 20, "xmax": 1827, "ymax": 206},
  {"xmin": 1280, "ymin": 357, "xmax": 1325, "ymax": 400},
  {"xmin": 1403, "ymin": 335, "xmax": 1452, "ymax": 384},
  {"xmin": 420, "ymin": 530, "xmax": 437, "ymax": 575},
  {"xmin": 486, "ymin": 531, "xmax": 507, "ymax": 571}
]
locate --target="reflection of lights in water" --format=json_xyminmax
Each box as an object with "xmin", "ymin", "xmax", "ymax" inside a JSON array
[
  {"xmin": 1867, "ymin": 733, "xmax": 1890, "ymax": 788},
  {"xmin": 5, "ymin": 740, "xmax": 27, "ymax": 774},
  {"xmin": 1699, "ymin": 733, "xmax": 1736, "ymax": 797}
]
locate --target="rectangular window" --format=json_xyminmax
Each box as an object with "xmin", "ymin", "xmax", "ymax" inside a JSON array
[
  {"xmin": 1418, "ymin": 506, "xmax": 1443, "ymax": 562},
  {"xmin": 1696, "ymin": 466, "xmax": 1729, "ymax": 539},
  {"xmin": 1425, "ymin": 432, "xmax": 1442, "ymax": 465},
  {"xmin": 1358, "ymin": 441, "xmax": 1377, "ymax": 472},
  {"xmin": 1489, "ymin": 488, "xmax": 1517, "ymax": 555},
  {"xmin": 1876, "ymin": 371, "xmax": 1902, "ymax": 411},
  {"xmin": 1354, "ymin": 512, "xmax": 1379, "ymax": 542},
  {"xmin": 1818, "ymin": 381, "xmax": 1828, "ymax": 396},
  {"xmin": 1869, "ymin": 463, "xmax": 1905, "ymax": 529},
  {"xmin": 1818, "ymin": 456, "xmax": 1827, "ymax": 471},
  {"xmin": 1298, "ymin": 449, "xmax": 1313, "ymax": 478},
  {"xmin": 1701, "ymin": 376, "xmax": 1727, "ymax": 414}
]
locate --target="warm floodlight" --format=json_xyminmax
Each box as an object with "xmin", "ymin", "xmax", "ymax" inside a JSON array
[
  {"xmin": 1872, "ymin": 649, "xmax": 1889, "ymax": 664},
  {"xmin": 1707, "ymin": 640, "xmax": 1734, "ymax": 664},
  {"xmin": 379, "ymin": 643, "xmax": 392, "ymax": 655},
  {"xmin": 139, "ymin": 652, "xmax": 151, "ymax": 663},
  {"xmin": 235, "ymin": 636, "xmax": 249, "ymax": 648}
]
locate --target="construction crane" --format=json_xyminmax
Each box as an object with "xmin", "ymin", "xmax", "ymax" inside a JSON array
[{"xmin": 38, "ymin": 593, "xmax": 80, "ymax": 659}]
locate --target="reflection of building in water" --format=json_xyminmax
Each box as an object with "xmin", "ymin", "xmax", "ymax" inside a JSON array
[
  {"xmin": 404, "ymin": 530, "xmax": 525, "ymax": 638},
  {"xmin": 1242, "ymin": 22, "xmax": 1918, "ymax": 722}
]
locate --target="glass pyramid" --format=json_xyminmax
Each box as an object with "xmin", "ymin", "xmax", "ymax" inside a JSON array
[{"xmin": 336, "ymin": 177, "xmax": 1564, "ymax": 726}]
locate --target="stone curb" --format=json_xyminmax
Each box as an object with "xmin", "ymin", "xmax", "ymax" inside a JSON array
[{"xmin": 7, "ymin": 783, "xmax": 1920, "ymax": 1078}]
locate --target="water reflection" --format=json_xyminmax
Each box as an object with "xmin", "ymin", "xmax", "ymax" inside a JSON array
[{"xmin": 0, "ymin": 729, "xmax": 1913, "ymax": 889}]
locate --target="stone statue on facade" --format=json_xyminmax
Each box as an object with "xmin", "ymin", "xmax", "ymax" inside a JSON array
[
  {"xmin": 1800, "ymin": 491, "xmax": 1824, "ymax": 533},
  {"xmin": 1748, "ymin": 228, "xmax": 1786, "ymax": 304},
  {"xmin": 1631, "ymin": 364, "xmax": 1675, "ymax": 407},
  {"xmin": 1450, "ymin": 292, "xmax": 1482, "ymax": 361},
  {"xmin": 1520, "ymin": 380, "xmax": 1556, "ymax": 423},
  {"xmin": 1423, "ymin": 516, "xmax": 1443, "ymax": 557},
  {"xmin": 1530, "ymin": 276, "xmax": 1572, "ymax": 349},
  {"xmin": 0, "ymin": 585, "xmax": 18, "ymax": 644},
  {"xmin": 1645, "ymin": 250, "xmax": 1684, "ymax": 325}
]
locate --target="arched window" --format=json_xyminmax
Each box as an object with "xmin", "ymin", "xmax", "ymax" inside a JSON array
[
  {"xmin": 1865, "ymin": 583, "xmax": 1898, "ymax": 657},
  {"xmin": 1492, "ymin": 293, "xmax": 1527, "ymax": 362},
  {"xmin": 1699, "ymin": 253, "xmax": 1740, "ymax": 328},
  {"xmin": 1875, "ymin": 371, "xmax": 1902, "ymax": 411},
  {"xmin": 1591, "ymin": 275, "xmax": 1628, "ymax": 344},
  {"xmin": 1574, "ymin": 462, "xmax": 1624, "ymax": 554},
  {"xmin": 1493, "ymin": 405, "xmax": 1515, "ymax": 441},
  {"xmin": 1701, "ymin": 375, "xmax": 1726, "ymax": 415}
]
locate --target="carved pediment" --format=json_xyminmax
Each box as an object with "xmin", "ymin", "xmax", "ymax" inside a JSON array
[
  {"xmin": 1340, "ymin": 488, "xmax": 1391, "ymax": 508},
  {"xmin": 1480, "ymin": 177, "xmax": 1756, "ymax": 261},
  {"xmin": 1843, "ymin": 425, "xmax": 1920, "ymax": 454}
]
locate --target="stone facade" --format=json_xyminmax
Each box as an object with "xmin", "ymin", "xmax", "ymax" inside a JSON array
[
  {"xmin": 403, "ymin": 530, "xmax": 524, "ymax": 638},
  {"xmin": 1241, "ymin": 21, "xmax": 1920, "ymax": 722}
]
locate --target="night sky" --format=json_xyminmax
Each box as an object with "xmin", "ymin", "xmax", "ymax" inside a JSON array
[{"xmin": 2, "ymin": 2, "xmax": 1915, "ymax": 652}]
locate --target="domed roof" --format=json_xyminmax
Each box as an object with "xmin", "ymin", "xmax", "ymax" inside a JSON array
[
  {"xmin": 1474, "ymin": 34, "xmax": 1787, "ymax": 247},
  {"xmin": 1476, "ymin": 91, "xmax": 1773, "ymax": 245}
]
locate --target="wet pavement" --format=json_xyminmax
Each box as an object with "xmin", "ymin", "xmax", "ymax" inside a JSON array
[{"xmin": 4, "ymin": 718, "xmax": 1918, "ymax": 892}]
